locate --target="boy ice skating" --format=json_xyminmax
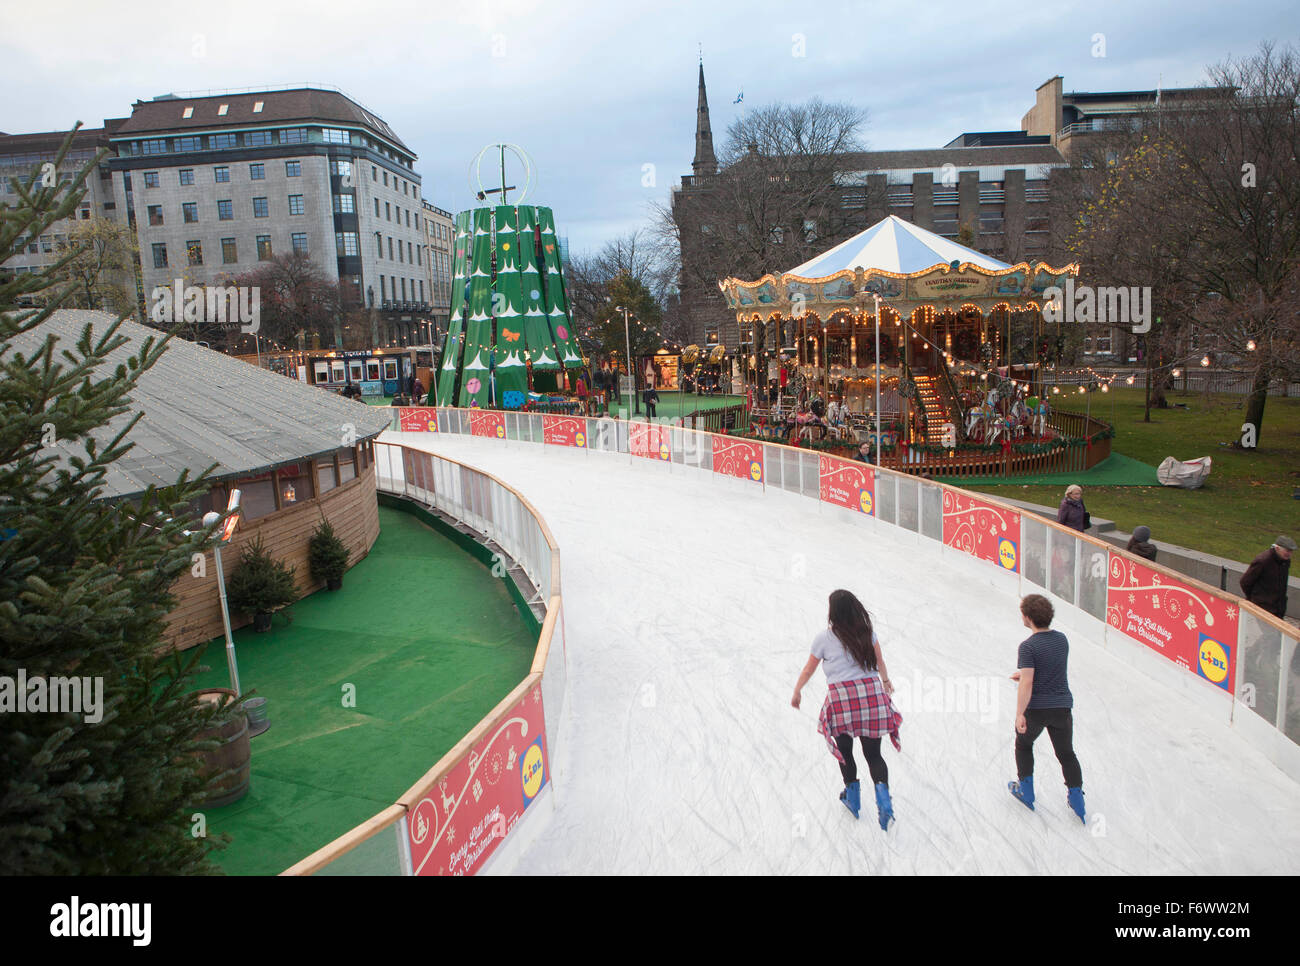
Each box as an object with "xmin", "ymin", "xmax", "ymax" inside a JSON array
[
  {"xmin": 792, "ymin": 590, "xmax": 902, "ymax": 829},
  {"xmin": 1008, "ymin": 594, "xmax": 1085, "ymax": 822}
]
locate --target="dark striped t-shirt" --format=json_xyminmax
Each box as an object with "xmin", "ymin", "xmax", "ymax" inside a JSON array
[{"xmin": 1017, "ymin": 630, "xmax": 1073, "ymax": 709}]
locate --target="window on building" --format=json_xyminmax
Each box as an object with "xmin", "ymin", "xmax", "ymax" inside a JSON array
[
  {"xmin": 380, "ymin": 275, "xmax": 386, "ymax": 299},
  {"xmin": 141, "ymin": 139, "xmax": 168, "ymax": 155},
  {"xmin": 179, "ymin": 169, "xmax": 194, "ymax": 186},
  {"xmin": 186, "ymin": 240, "xmax": 203, "ymax": 265},
  {"xmin": 281, "ymin": 128, "xmax": 308, "ymax": 144},
  {"xmin": 144, "ymin": 171, "xmax": 160, "ymax": 188},
  {"xmin": 322, "ymin": 128, "xmax": 350, "ymax": 145},
  {"xmin": 316, "ymin": 457, "xmax": 337, "ymax": 495},
  {"xmin": 330, "ymin": 159, "xmax": 352, "ymax": 179},
  {"xmin": 338, "ymin": 452, "xmax": 356, "ymax": 485},
  {"xmin": 372, "ymin": 165, "xmax": 377, "ymax": 181},
  {"xmin": 382, "ymin": 359, "xmax": 397, "ymax": 381},
  {"xmin": 182, "ymin": 202, "xmax": 198, "ymax": 223},
  {"xmin": 152, "ymin": 243, "xmax": 168, "ymax": 268},
  {"xmin": 40, "ymin": 236, "xmax": 52, "ymax": 253},
  {"xmin": 245, "ymin": 130, "xmax": 271, "ymax": 147},
  {"xmin": 147, "ymin": 205, "xmax": 163, "ymax": 226},
  {"xmin": 257, "ymin": 235, "xmax": 272, "ymax": 260},
  {"xmin": 288, "ymin": 194, "xmax": 304, "ymax": 216},
  {"xmin": 335, "ymin": 231, "xmax": 359, "ymax": 256},
  {"xmin": 385, "ymin": 202, "xmax": 391, "ymax": 221},
  {"xmin": 313, "ymin": 362, "xmax": 330, "ymax": 384},
  {"xmin": 217, "ymin": 199, "xmax": 233, "ymax": 220},
  {"xmin": 253, "ymin": 197, "xmax": 269, "ymax": 218},
  {"xmin": 291, "ymin": 232, "xmax": 308, "ymax": 255},
  {"xmin": 333, "ymin": 194, "xmax": 355, "ymax": 214},
  {"xmin": 419, "ymin": 280, "xmax": 424, "ymax": 300},
  {"xmin": 405, "ymin": 210, "xmax": 411, "ymax": 227},
  {"xmin": 213, "ymin": 166, "xmax": 230, "ymax": 183},
  {"xmin": 221, "ymin": 237, "xmax": 238, "ymax": 264},
  {"xmin": 416, "ymin": 246, "xmax": 421, "ymax": 267},
  {"xmin": 210, "ymin": 134, "xmax": 236, "ymax": 149},
  {"xmin": 398, "ymin": 241, "xmax": 404, "ymax": 263},
  {"xmin": 387, "ymin": 237, "xmax": 393, "ymax": 259},
  {"xmin": 285, "ymin": 160, "xmax": 301, "ymax": 177},
  {"xmin": 375, "ymin": 232, "xmax": 383, "ymax": 258},
  {"xmin": 331, "ymin": 361, "xmax": 346, "ymax": 382},
  {"xmin": 400, "ymin": 277, "xmax": 407, "ymax": 300},
  {"xmin": 182, "ymin": 107, "xmax": 193, "ymax": 119},
  {"xmin": 348, "ymin": 360, "xmax": 363, "ymax": 383},
  {"xmin": 253, "ymin": 101, "xmax": 264, "ymax": 113},
  {"xmin": 176, "ymin": 136, "xmax": 202, "ymax": 152},
  {"xmin": 249, "ymin": 163, "xmax": 265, "ymax": 180},
  {"xmin": 383, "ymin": 172, "xmax": 389, "ymax": 186},
  {"xmin": 374, "ymin": 198, "xmax": 380, "ymax": 217},
  {"xmin": 407, "ymin": 240, "xmax": 412, "ymax": 262},
  {"xmin": 217, "ymin": 104, "xmax": 229, "ymax": 116}
]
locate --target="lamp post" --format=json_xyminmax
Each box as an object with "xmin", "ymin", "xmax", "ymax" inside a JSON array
[
  {"xmin": 612, "ymin": 302, "xmax": 639, "ymax": 415},
  {"xmin": 873, "ymin": 293, "xmax": 882, "ymax": 467},
  {"xmin": 203, "ymin": 489, "xmax": 243, "ymax": 695}
]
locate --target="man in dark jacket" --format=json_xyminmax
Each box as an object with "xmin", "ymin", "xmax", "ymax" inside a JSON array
[{"xmin": 1240, "ymin": 536, "xmax": 1295, "ymax": 619}]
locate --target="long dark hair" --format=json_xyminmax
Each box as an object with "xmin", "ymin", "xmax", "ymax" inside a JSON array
[{"xmin": 828, "ymin": 589, "xmax": 877, "ymax": 672}]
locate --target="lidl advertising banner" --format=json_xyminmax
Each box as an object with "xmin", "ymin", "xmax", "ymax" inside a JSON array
[
  {"xmin": 819, "ymin": 455, "xmax": 875, "ymax": 515},
  {"xmin": 629, "ymin": 422, "xmax": 671, "ymax": 461},
  {"xmin": 1107, "ymin": 555, "xmax": 1239, "ymax": 691},
  {"xmin": 942, "ymin": 490, "xmax": 1020, "ymax": 572},
  {"xmin": 468, "ymin": 410, "xmax": 505, "ymax": 440},
  {"xmin": 543, "ymin": 414, "xmax": 587, "ymax": 448},
  {"xmin": 408, "ymin": 683, "xmax": 549, "ymax": 876},
  {"xmin": 712, "ymin": 437, "xmax": 763, "ymax": 483},
  {"xmin": 398, "ymin": 407, "xmax": 438, "ymax": 432}
]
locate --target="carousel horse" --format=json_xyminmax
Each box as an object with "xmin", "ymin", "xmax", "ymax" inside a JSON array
[{"xmin": 1032, "ymin": 400, "xmax": 1050, "ymax": 438}]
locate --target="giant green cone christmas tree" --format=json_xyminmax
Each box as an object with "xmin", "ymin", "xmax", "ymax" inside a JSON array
[
  {"xmin": 0, "ymin": 127, "xmax": 235, "ymax": 874},
  {"xmin": 436, "ymin": 203, "xmax": 585, "ymax": 408}
]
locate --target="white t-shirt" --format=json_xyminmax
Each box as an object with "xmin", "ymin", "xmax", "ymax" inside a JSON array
[{"xmin": 812, "ymin": 628, "xmax": 881, "ymax": 685}]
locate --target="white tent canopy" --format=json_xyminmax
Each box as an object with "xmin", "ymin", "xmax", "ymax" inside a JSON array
[{"xmin": 785, "ymin": 215, "xmax": 1011, "ymax": 278}]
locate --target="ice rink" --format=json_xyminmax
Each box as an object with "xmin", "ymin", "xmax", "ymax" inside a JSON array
[{"xmin": 388, "ymin": 431, "xmax": 1300, "ymax": 875}]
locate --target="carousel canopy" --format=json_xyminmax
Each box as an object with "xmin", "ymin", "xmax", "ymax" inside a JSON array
[
  {"xmin": 786, "ymin": 215, "xmax": 1010, "ymax": 278},
  {"xmin": 718, "ymin": 214, "xmax": 1079, "ymax": 321}
]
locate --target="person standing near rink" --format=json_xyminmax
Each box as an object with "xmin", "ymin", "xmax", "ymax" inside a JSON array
[
  {"xmin": 791, "ymin": 590, "xmax": 902, "ymax": 830},
  {"xmin": 1008, "ymin": 594, "xmax": 1086, "ymax": 823}
]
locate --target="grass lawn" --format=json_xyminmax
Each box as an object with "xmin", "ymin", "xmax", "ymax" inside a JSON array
[{"xmin": 966, "ymin": 387, "xmax": 1300, "ymax": 566}]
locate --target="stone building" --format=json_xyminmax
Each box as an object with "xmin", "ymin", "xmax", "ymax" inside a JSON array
[{"xmin": 422, "ymin": 200, "xmax": 454, "ymax": 346}]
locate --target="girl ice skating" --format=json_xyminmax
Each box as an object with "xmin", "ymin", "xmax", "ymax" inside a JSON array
[{"xmin": 791, "ymin": 590, "xmax": 903, "ymax": 829}]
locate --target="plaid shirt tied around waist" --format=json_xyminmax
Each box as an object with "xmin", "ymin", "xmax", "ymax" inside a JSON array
[{"xmin": 818, "ymin": 677, "xmax": 903, "ymax": 762}]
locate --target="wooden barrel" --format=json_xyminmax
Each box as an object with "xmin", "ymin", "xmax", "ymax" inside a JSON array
[{"xmin": 194, "ymin": 688, "xmax": 251, "ymax": 808}]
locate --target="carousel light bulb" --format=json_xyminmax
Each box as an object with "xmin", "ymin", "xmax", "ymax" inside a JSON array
[
  {"xmin": 1053, "ymin": 386, "xmax": 1060, "ymax": 394},
  {"xmin": 1101, "ymin": 384, "xmax": 1108, "ymax": 393},
  {"xmin": 1172, "ymin": 368, "xmax": 1182, "ymax": 378},
  {"xmin": 1246, "ymin": 339, "xmax": 1256, "ymax": 351},
  {"xmin": 1200, "ymin": 355, "xmax": 1210, "ymax": 367},
  {"xmin": 1126, "ymin": 376, "xmax": 1135, "ymax": 385}
]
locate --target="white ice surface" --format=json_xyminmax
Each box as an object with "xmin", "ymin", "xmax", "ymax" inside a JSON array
[{"xmin": 387, "ymin": 431, "xmax": 1300, "ymax": 875}]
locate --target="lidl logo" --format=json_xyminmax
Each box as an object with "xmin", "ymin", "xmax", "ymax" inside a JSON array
[
  {"xmin": 575, "ymin": 431, "xmax": 586, "ymax": 448},
  {"xmin": 997, "ymin": 538, "xmax": 1018, "ymax": 571},
  {"xmin": 1197, "ymin": 634, "xmax": 1230, "ymax": 689},
  {"xmin": 426, "ymin": 420, "xmax": 436, "ymax": 432},
  {"xmin": 749, "ymin": 460, "xmax": 762, "ymax": 482},
  {"xmin": 520, "ymin": 735, "xmax": 546, "ymax": 804},
  {"xmin": 659, "ymin": 442, "xmax": 670, "ymax": 461},
  {"xmin": 859, "ymin": 489, "xmax": 873, "ymax": 515},
  {"xmin": 495, "ymin": 424, "xmax": 505, "ymax": 438}
]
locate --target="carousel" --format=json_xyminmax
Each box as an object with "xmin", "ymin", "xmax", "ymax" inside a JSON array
[{"xmin": 718, "ymin": 215, "xmax": 1080, "ymax": 451}]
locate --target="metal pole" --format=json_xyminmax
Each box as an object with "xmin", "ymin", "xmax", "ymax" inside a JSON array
[
  {"xmin": 874, "ymin": 294, "xmax": 881, "ymax": 467},
  {"xmin": 623, "ymin": 307, "xmax": 638, "ymax": 416},
  {"xmin": 212, "ymin": 542, "xmax": 242, "ymax": 695}
]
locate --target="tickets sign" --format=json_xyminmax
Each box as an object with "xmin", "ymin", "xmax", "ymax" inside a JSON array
[
  {"xmin": 629, "ymin": 422, "xmax": 671, "ymax": 461},
  {"xmin": 819, "ymin": 456, "xmax": 875, "ymax": 515},
  {"xmin": 468, "ymin": 410, "xmax": 505, "ymax": 440},
  {"xmin": 398, "ymin": 407, "xmax": 438, "ymax": 432},
  {"xmin": 712, "ymin": 437, "xmax": 763, "ymax": 483},
  {"xmin": 408, "ymin": 683, "xmax": 549, "ymax": 876},
  {"xmin": 543, "ymin": 414, "xmax": 587, "ymax": 448},
  {"xmin": 1106, "ymin": 555, "xmax": 1239, "ymax": 691},
  {"xmin": 942, "ymin": 490, "xmax": 1020, "ymax": 572}
]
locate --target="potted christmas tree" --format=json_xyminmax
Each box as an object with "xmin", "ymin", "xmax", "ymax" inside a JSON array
[
  {"xmin": 227, "ymin": 535, "xmax": 297, "ymax": 631},
  {"xmin": 308, "ymin": 518, "xmax": 350, "ymax": 591}
]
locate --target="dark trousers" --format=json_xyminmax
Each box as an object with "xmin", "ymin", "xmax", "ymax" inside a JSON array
[
  {"xmin": 1015, "ymin": 707, "xmax": 1082, "ymax": 787},
  {"xmin": 645, "ymin": 401, "xmax": 656, "ymax": 417},
  {"xmin": 835, "ymin": 734, "xmax": 888, "ymax": 787}
]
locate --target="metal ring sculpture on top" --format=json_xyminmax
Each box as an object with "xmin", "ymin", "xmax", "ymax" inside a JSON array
[{"xmin": 469, "ymin": 143, "xmax": 534, "ymax": 206}]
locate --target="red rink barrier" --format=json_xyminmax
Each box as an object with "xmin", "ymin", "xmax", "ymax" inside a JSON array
[
  {"xmin": 819, "ymin": 455, "xmax": 875, "ymax": 515},
  {"xmin": 712, "ymin": 437, "xmax": 764, "ymax": 482},
  {"xmin": 943, "ymin": 490, "xmax": 1021, "ymax": 572}
]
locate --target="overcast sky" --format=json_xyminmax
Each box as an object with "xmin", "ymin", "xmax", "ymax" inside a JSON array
[{"xmin": 4, "ymin": 0, "xmax": 1298, "ymax": 255}]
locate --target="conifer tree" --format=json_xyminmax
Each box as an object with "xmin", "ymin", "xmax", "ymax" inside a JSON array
[{"xmin": 1, "ymin": 125, "xmax": 233, "ymax": 874}]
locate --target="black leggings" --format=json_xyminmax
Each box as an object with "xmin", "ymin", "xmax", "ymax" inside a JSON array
[
  {"xmin": 835, "ymin": 734, "xmax": 888, "ymax": 786},
  {"xmin": 1014, "ymin": 707, "xmax": 1083, "ymax": 787}
]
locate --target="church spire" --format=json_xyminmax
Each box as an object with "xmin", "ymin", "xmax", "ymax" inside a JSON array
[{"xmin": 692, "ymin": 60, "xmax": 718, "ymax": 178}]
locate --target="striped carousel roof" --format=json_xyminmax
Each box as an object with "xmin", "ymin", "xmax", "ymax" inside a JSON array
[{"xmin": 785, "ymin": 215, "xmax": 1012, "ymax": 279}]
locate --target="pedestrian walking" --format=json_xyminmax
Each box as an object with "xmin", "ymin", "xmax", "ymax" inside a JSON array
[
  {"xmin": 1008, "ymin": 594, "xmax": 1086, "ymax": 823},
  {"xmin": 791, "ymin": 590, "xmax": 902, "ymax": 830},
  {"xmin": 644, "ymin": 382, "xmax": 659, "ymax": 418},
  {"xmin": 1125, "ymin": 525, "xmax": 1157, "ymax": 562},
  {"xmin": 1056, "ymin": 484, "xmax": 1090, "ymax": 532},
  {"xmin": 1240, "ymin": 536, "xmax": 1295, "ymax": 619}
]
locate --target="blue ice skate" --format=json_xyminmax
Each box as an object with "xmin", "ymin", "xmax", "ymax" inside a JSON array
[
  {"xmin": 1067, "ymin": 786, "xmax": 1086, "ymax": 824},
  {"xmin": 874, "ymin": 782, "xmax": 894, "ymax": 830},
  {"xmin": 1008, "ymin": 776, "xmax": 1035, "ymax": 810},
  {"xmin": 840, "ymin": 781, "xmax": 861, "ymax": 819}
]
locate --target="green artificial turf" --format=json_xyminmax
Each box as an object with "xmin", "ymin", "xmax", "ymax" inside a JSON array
[
  {"xmin": 607, "ymin": 391, "xmax": 744, "ymax": 420},
  {"xmin": 188, "ymin": 504, "xmax": 537, "ymax": 875},
  {"xmin": 936, "ymin": 452, "xmax": 1158, "ymax": 487},
  {"xmin": 968, "ymin": 387, "xmax": 1300, "ymax": 565}
]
